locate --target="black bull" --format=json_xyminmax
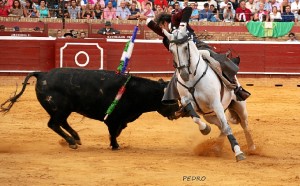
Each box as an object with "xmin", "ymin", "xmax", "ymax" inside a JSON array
[{"xmin": 1, "ymin": 68, "xmax": 179, "ymax": 150}]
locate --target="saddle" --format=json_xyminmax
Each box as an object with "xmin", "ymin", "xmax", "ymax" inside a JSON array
[
  {"xmin": 209, "ymin": 49, "xmax": 239, "ymax": 83},
  {"xmin": 199, "ymin": 50, "xmax": 238, "ymax": 90},
  {"xmin": 196, "ymin": 41, "xmax": 239, "ymax": 84}
]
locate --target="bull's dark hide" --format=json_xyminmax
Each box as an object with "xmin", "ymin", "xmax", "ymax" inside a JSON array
[{"xmin": 1, "ymin": 68, "xmax": 179, "ymax": 150}]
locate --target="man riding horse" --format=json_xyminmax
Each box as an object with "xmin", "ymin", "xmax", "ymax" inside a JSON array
[{"xmin": 139, "ymin": 6, "xmax": 250, "ymax": 117}]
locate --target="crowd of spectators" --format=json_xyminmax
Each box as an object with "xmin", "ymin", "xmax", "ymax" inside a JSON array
[
  {"xmin": 0, "ymin": 0, "xmax": 299, "ymax": 39},
  {"xmin": 0, "ymin": 0, "xmax": 299, "ymax": 22}
]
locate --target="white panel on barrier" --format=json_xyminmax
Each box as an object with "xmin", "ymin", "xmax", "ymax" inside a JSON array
[{"xmin": 59, "ymin": 43, "xmax": 104, "ymax": 69}]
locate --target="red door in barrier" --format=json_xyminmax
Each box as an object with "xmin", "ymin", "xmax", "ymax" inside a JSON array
[{"xmin": 55, "ymin": 40, "xmax": 106, "ymax": 70}]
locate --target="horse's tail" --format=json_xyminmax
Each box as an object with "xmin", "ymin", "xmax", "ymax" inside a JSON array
[{"xmin": 0, "ymin": 72, "xmax": 41, "ymax": 113}]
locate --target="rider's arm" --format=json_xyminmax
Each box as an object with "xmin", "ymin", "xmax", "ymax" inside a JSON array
[
  {"xmin": 172, "ymin": 7, "xmax": 192, "ymax": 28},
  {"xmin": 146, "ymin": 18, "xmax": 165, "ymax": 37},
  {"xmin": 180, "ymin": 6, "xmax": 192, "ymax": 23}
]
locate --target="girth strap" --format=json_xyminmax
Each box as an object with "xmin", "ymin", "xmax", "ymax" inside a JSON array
[{"xmin": 177, "ymin": 62, "xmax": 210, "ymax": 114}]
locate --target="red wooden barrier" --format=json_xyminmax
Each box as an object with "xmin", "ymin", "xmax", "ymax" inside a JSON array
[
  {"xmin": 0, "ymin": 38, "xmax": 300, "ymax": 75},
  {"xmin": 0, "ymin": 39, "xmax": 55, "ymax": 72},
  {"xmin": 0, "ymin": 22, "xmax": 48, "ymax": 37}
]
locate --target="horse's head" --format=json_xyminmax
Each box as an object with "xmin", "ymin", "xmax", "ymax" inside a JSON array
[{"xmin": 163, "ymin": 27, "xmax": 194, "ymax": 82}]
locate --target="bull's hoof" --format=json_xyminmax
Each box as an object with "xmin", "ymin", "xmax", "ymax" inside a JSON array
[
  {"xmin": 200, "ymin": 125, "xmax": 211, "ymax": 135},
  {"xmin": 111, "ymin": 146, "xmax": 120, "ymax": 150},
  {"xmin": 248, "ymin": 145, "xmax": 256, "ymax": 152},
  {"xmin": 236, "ymin": 152, "xmax": 246, "ymax": 162},
  {"xmin": 76, "ymin": 140, "xmax": 82, "ymax": 145},
  {"xmin": 69, "ymin": 144, "xmax": 78, "ymax": 149}
]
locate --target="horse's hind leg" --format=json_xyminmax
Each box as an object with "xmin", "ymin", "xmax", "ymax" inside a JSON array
[
  {"xmin": 228, "ymin": 101, "xmax": 256, "ymax": 151},
  {"xmin": 212, "ymin": 101, "xmax": 245, "ymax": 161}
]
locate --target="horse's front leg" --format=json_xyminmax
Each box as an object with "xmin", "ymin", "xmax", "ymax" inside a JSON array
[
  {"xmin": 212, "ymin": 101, "xmax": 246, "ymax": 162},
  {"xmin": 228, "ymin": 101, "xmax": 256, "ymax": 152},
  {"xmin": 180, "ymin": 97, "xmax": 211, "ymax": 135}
]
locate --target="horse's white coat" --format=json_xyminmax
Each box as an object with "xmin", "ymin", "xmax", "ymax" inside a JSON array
[{"xmin": 163, "ymin": 27, "xmax": 256, "ymax": 159}]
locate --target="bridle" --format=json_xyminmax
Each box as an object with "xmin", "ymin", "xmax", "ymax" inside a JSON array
[
  {"xmin": 169, "ymin": 31, "xmax": 210, "ymax": 114},
  {"xmin": 170, "ymin": 32, "xmax": 201, "ymax": 76},
  {"xmin": 170, "ymin": 33, "xmax": 191, "ymax": 75}
]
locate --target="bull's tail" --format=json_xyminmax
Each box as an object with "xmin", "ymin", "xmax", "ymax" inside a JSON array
[{"xmin": 0, "ymin": 72, "xmax": 40, "ymax": 113}]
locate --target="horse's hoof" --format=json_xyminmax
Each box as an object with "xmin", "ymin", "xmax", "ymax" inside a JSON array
[
  {"xmin": 76, "ymin": 140, "xmax": 82, "ymax": 145},
  {"xmin": 200, "ymin": 125, "xmax": 211, "ymax": 135},
  {"xmin": 69, "ymin": 144, "xmax": 78, "ymax": 149},
  {"xmin": 236, "ymin": 152, "xmax": 246, "ymax": 162}
]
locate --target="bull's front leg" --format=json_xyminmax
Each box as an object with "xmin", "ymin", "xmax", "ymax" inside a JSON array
[
  {"xmin": 108, "ymin": 123, "xmax": 125, "ymax": 150},
  {"xmin": 109, "ymin": 135, "xmax": 119, "ymax": 150}
]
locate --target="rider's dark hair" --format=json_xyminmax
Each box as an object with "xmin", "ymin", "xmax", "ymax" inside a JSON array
[{"xmin": 154, "ymin": 12, "xmax": 172, "ymax": 25}]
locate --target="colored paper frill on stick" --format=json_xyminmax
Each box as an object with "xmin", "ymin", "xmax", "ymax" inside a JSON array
[
  {"xmin": 104, "ymin": 21, "xmax": 139, "ymax": 120},
  {"xmin": 104, "ymin": 75, "xmax": 132, "ymax": 120},
  {"xmin": 116, "ymin": 24, "xmax": 139, "ymax": 75}
]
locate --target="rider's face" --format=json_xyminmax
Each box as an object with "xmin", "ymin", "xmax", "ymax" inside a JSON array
[{"xmin": 159, "ymin": 21, "xmax": 170, "ymax": 32}]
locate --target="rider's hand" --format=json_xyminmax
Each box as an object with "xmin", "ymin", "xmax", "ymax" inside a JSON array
[{"xmin": 138, "ymin": 14, "xmax": 147, "ymax": 21}]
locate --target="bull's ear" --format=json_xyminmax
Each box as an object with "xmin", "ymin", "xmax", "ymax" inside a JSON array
[{"xmin": 163, "ymin": 29, "xmax": 173, "ymax": 41}]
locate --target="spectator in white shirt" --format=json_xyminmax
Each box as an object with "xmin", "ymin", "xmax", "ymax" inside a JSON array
[
  {"xmin": 246, "ymin": 0, "xmax": 256, "ymax": 14},
  {"xmin": 223, "ymin": 2, "xmax": 235, "ymax": 22},
  {"xmin": 270, "ymin": 6, "xmax": 282, "ymax": 21},
  {"xmin": 291, "ymin": 0, "xmax": 300, "ymax": 16}
]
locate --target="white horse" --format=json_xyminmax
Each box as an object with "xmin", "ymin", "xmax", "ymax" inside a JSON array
[{"xmin": 163, "ymin": 28, "xmax": 255, "ymax": 161}]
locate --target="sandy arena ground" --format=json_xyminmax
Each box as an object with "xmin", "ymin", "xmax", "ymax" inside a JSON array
[{"xmin": 0, "ymin": 76, "xmax": 299, "ymax": 186}]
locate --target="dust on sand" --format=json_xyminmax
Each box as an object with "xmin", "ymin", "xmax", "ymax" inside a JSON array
[{"xmin": 0, "ymin": 77, "xmax": 300, "ymax": 186}]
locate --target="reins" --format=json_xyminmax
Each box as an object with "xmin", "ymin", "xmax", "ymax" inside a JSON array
[{"xmin": 172, "ymin": 36, "xmax": 213, "ymax": 115}]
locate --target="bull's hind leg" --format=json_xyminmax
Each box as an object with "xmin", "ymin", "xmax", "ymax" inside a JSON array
[
  {"xmin": 212, "ymin": 101, "xmax": 245, "ymax": 162},
  {"xmin": 61, "ymin": 120, "xmax": 82, "ymax": 146},
  {"xmin": 48, "ymin": 114, "xmax": 78, "ymax": 149},
  {"xmin": 228, "ymin": 101, "xmax": 256, "ymax": 151}
]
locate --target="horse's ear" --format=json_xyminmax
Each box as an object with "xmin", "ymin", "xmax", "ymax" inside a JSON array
[{"xmin": 163, "ymin": 29, "xmax": 173, "ymax": 41}]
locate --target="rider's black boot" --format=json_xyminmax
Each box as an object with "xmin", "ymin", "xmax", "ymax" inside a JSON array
[{"xmin": 234, "ymin": 86, "xmax": 251, "ymax": 101}]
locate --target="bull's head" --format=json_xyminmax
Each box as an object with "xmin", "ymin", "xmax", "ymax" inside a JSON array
[{"xmin": 157, "ymin": 79, "xmax": 179, "ymax": 120}]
